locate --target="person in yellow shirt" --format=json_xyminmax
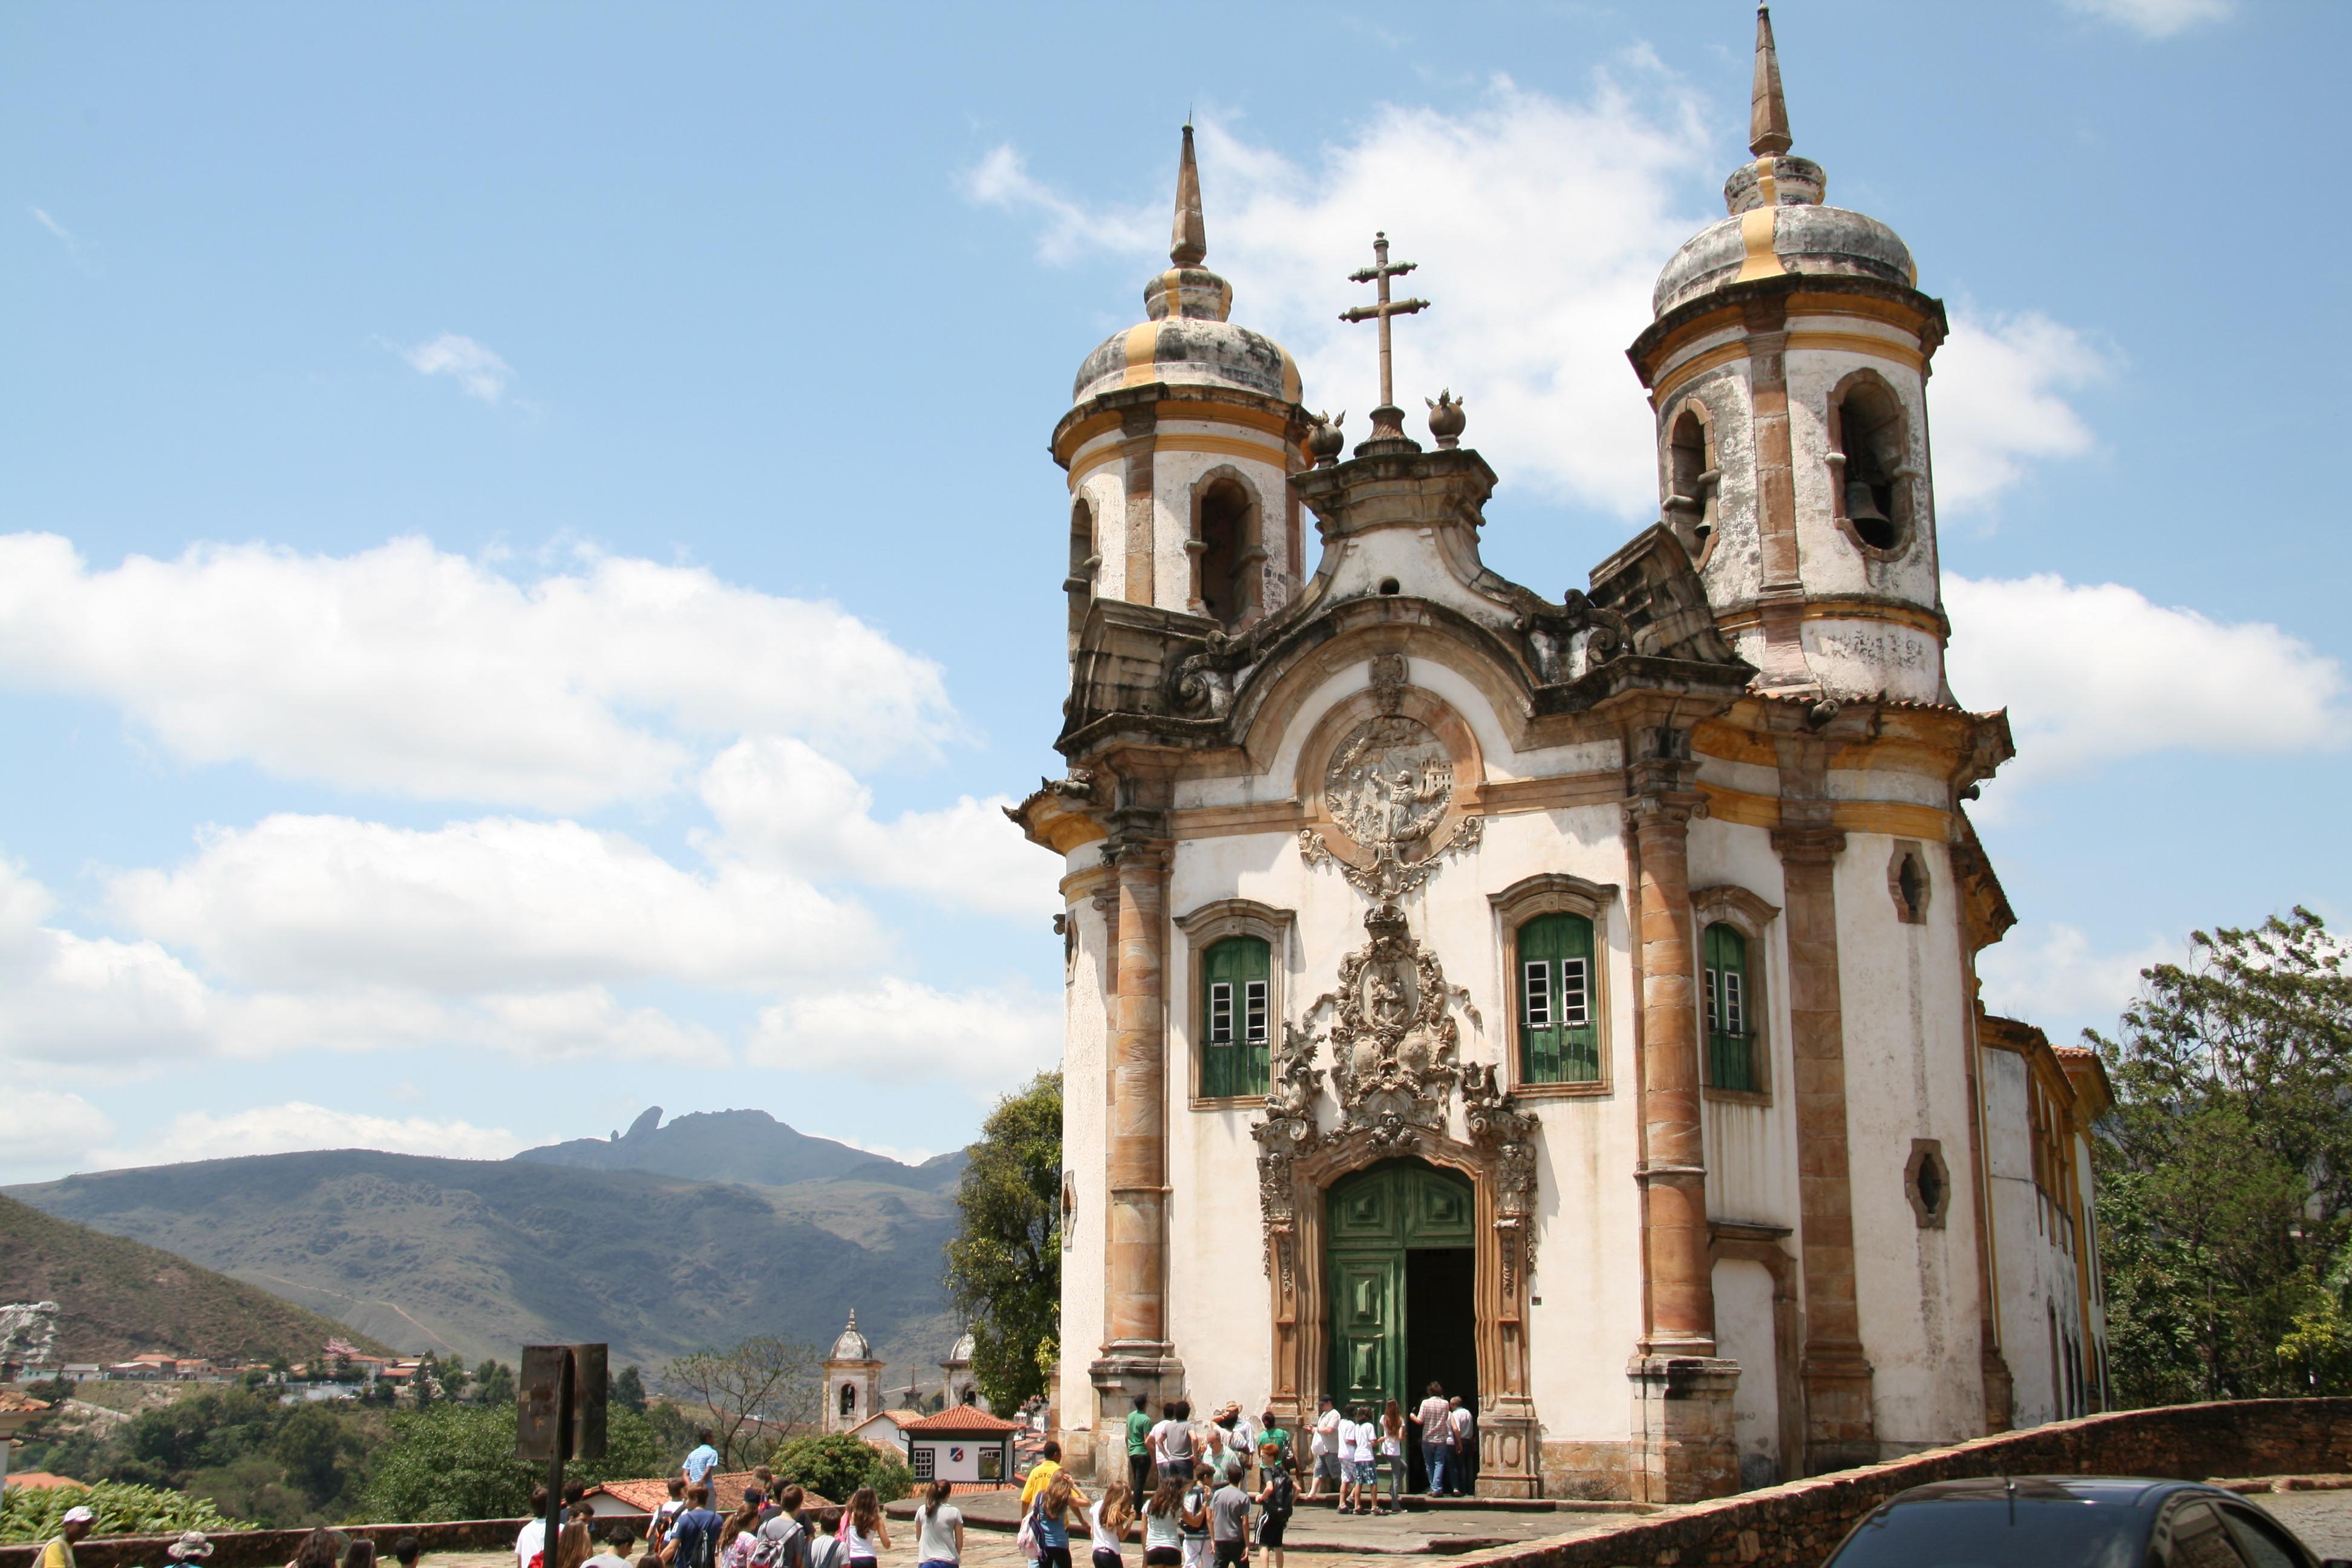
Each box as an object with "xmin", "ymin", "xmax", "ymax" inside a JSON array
[
  {"xmin": 41, "ymin": 1506, "xmax": 96, "ymax": 1568},
  {"xmin": 1020, "ymin": 1441, "xmax": 1088, "ymax": 1514}
]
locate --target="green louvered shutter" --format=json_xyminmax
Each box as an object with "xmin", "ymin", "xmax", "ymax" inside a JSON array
[
  {"xmin": 1517, "ymin": 913, "xmax": 1598, "ymax": 1084},
  {"xmin": 1703, "ymin": 922, "xmax": 1754, "ymax": 1091},
  {"xmin": 1201, "ymin": 936, "xmax": 1272, "ymax": 1098}
]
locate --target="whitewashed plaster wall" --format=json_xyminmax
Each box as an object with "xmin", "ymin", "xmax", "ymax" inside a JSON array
[
  {"xmin": 1150, "ymin": 435, "xmax": 1293, "ymax": 618},
  {"xmin": 1655, "ymin": 358, "xmax": 1763, "ymax": 609},
  {"xmin": 1834, "ymin": 833, "xmax": 1985, "ymax": 1447},
  {"xmin": 1057, "ymin": 875, "xmax": 1112, "ymax": 1426},
  {"xmin": 1713, "ymin": 1259, "xmax": 1782, "ymax": 1486},
  {"xmin": 1979, "ymin": 1047, "xmax": 2096, "ymax": 1429},
  {"xmin": 1073, "ymin": 465, "xmax": 1127, "ymax": 604}
]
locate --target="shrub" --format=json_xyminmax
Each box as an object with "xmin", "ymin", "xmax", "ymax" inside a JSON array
[
  {"xmin": 768, "ymin": 1432, "xmax": 911, "ymax": 1505},
  {"xmin": 0, "ymin": 1480, "xmax": 251, "ymax": 1544}
]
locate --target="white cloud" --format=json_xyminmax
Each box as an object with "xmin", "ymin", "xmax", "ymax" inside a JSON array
[
  {"xmin": 962, "ymin": 145, "xmax": 1158, "ymax": 265},
  {"xmin": 109, "ymin": 812, "xmax": 880, "ymax": 993},
  {"xmin": 1945, "ymin": 573, "xmax": 2350, "ymax": 782},
  {"xmin": 0, "ymin": 534, "xmax": 955, "ymax": 812},
  {"xmin": 0, "ymin": 1089, "xmax": 117, "ymax": 1169},
  {"xmin": 1976, "ymin": 921, "xmax": 2179, "ymax": 1034},
  {"xmin": 29, "ymin": 207, "xmax": 76, "ymax": 247},
  {"xmin": 973, "ymin": 76, "xmax": 2119, "ymax": 527},
  {"xmin": 750, "ymin": 978, "xmax": 1060, "ymax": 1089},
  {"xmin": 2063, "ymin": 0, "xmax": 2233, "ymax": 39},
  {"xmin": 90, "ymin": 1102, "xmax": 524, "ymax": 1168},
  {"xmin": 972, "ymin": 68, "xmax": 1717, "ymax": 516},
  {"xmin": 1927, "ymin": 311, "xmax": 2109, "ymax": 514},
  {"xmin": 400, "ymin": 333, "xmax": 514, "ymax": 403},
  {"xmin": 699, "ymin": 737, "xmax": 1056, "ymax": 919}
]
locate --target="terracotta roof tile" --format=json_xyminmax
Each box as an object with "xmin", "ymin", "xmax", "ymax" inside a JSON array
[
  {"xmin": 587, "ymin": 1473, "xmax": 835, "ymax": 1514},
  {"xmin": 0, "ymin": 1390, "xmax": 50, "ymax": 1414},
  {"xmin": 901, "ymin": 1408, "xmax": 1022, "ymax": 1435}
]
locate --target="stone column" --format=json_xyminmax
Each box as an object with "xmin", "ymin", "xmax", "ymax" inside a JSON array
[
  {"xmin": 1772, "ymin": 821, "xmax": 1877, "ymax": 1471},
  {"xmin": 1104, "ymin": 833, "xmax": 1169, "ymax": 1350},
  {"xmin": 1743, "ymin": 296, "xmax": 1813, "ymax": 691},
  {"xmin": 1624, "ymin": 726, "xmax": 1738, "ymax": 1503},
  {"xmin": 1089, "ymin": 785, "xmax": 1183, "ymax": 1472},
  {"xmin": 1120, "ymin": 407, "xmax": 1157, "ymax": 607}
]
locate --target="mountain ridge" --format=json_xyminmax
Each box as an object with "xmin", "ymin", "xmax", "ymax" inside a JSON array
[
  {"xmin": 512, "ymin": 1106, "xmax": 968, "ymax": 1192},
  {"xmin": 0, "ymin": 1190, "xmax": 392, "ymax": 1367},
  {"xmin": 7, "ymin": 1145, "xmax": 959, "ymax": 1375}
]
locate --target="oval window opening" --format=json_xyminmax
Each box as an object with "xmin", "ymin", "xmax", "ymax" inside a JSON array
[{"xmin": 1377, "ymin": 577, "xmax": 1401, "ymax": 596}]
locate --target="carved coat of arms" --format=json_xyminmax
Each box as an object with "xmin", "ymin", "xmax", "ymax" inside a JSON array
[{"xmin": 1325, "ymin": 903, "xmax": 1460, "ymax": 1144}]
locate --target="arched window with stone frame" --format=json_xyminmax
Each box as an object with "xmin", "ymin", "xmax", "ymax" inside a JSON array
[
  {"xmin": 1659, "ymin": 396, "xmax": 1721, "ymax": 565},
  {"xmin": 1691, "ymin": 884, "xmax": 1779, "ymax": 1102},
  {"xmin": 1189, "ymin": 468, "xmax": 1264, "ymax": 632},
  {"xmin": 1174, "ymin": 898, "xmax": 1292, "ymax": 1107},
  {"xmin": 1490, "ymin": 873, "xmax": 1619, "ymax": 1096},
  {"xmin": 1825, "ymin": 369, "xmax": 1920, "ymax": 557}
]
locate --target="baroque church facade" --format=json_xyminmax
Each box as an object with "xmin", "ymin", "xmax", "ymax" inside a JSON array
[{"xmin": 1014, "ymin": 10, "xmax": 2111, "ymax": 1502}]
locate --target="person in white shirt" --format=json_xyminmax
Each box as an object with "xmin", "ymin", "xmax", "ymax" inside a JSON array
[
  {"xmin": 1305, "ymin": 1396, "xmax": 1342, "ymax": 1500},
  {"xmin": 1339, "ymin": 1404, "xmax": 1377, "ymax": 1517},
  {"xmin": 1448, "ymin": 1398, "xmax": 1478, "ymax": 1496},
  {"xmin": 517, "ymin": 1487, "xmax": 550, "ymax": 1568}
]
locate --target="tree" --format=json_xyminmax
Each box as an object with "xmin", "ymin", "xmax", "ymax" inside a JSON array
[
  {"xmin": 663, "ymin": 1339, "xmax": 822, "ymax": 1469},
  {"xmin": 2094, "ymin": 908, "xmax": 2352, "ymax": 1405},
  {"xmin": 361, "ymin": 1403, "xmax": 665, "ymax": 1523},
  {"xmin": 612, "ymin": 1365, "xmax": 647, "ymax": 1414},
  {"xmin": 769, "ymin": 1432, "xmax": 911, "ymax": 1506},
  {"xmin": 472, "ymin": 1360, "xmax": 515, "ymax": 1406},
  {"xmin": 944, "ymin": 1070, "xmax": 1062, "ymax": 1410}
]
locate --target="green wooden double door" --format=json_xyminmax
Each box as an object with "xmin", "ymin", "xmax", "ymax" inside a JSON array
[{"xmin": 1327, "ymin": 1160, "xmax": 1480, "ymax": 1428}]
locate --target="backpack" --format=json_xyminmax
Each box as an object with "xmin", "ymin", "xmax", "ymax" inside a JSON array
[
  {"xmin": 1263, "ymin": 1471, "xmax": 1295, "ymax": 1520},
  {"xmin": 750, "ymin": 1520, "xmax": 800, "ymax": 1568},
  {"xmin": 805, "ymin": 1533, "xmax": 844, "ymax": 1568}
]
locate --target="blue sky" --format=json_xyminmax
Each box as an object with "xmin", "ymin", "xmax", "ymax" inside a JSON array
[{"xmin": 1, "ymin": 0, "xmax": 2344, "ymax": 1181}]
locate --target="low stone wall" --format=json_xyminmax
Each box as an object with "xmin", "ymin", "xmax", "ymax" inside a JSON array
[
  {"xmin": 1455, "ymin": 1399, "xmax": 2352, "ymax": 1568},
  {"xmin": 0, "ymin": 1518, "xmax": 526, "ymax": 1568}
]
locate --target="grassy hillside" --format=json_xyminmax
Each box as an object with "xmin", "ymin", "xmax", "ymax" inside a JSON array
[
  {"xmin": 7, "ymin": 1151, "xmax": 956, "ymax": 1374},
  {"xmin": 0, "ymin": 1191, "xmax": 390, "ymax": 1365}
]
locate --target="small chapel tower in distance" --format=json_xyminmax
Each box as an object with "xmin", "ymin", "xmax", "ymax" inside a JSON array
[
  {"xmin": 1628, "ymin": 7, "xmax": 1950, "ymax": 704},
  {"xmin": 1053, "ymin": 126, "xmax": 1315, "ymax": 650}
]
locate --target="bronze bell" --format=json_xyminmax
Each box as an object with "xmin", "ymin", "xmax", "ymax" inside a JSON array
[{"xmin": 1844, "ymin": 479, "xmax": 1891, "ymax": 530}]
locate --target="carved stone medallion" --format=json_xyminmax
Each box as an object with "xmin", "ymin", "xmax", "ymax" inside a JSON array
[{"xmin": 1324, "ymin": 714, "xmax": 1452, "ymax": 851}]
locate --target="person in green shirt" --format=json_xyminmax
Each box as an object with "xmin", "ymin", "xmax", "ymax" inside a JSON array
[
  {"xmin": 1256, "ymin": 1408, "xmax": 1292, "ymax": 1476},
  {"xmin": 1125, "ymin": 1393, "xmax": 1154, "ymax": 1503}
]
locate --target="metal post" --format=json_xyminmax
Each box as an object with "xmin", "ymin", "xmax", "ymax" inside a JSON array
[{"xmin": 544, "ymin": 1351, "xmax": 573, "ymax": 1567}]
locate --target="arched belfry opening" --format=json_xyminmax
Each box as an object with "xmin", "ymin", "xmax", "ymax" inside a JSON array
[
  {"xmin": 1194, "ymin": 475, "xmax": 1258, "ymax": 630},
  {"xmin": 1829, "ymin": 376, "xmax": 1913, "ymax": 554},
  {"xmin": 1066, "ymin": 497, "xmax": 1097, "ymax": 652},
  {"xmin": 1662, "ymin": 405, "xmax": 1718, "ymax": 560}
]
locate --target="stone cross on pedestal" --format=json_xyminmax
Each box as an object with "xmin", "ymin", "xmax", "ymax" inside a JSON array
[{"xmin": 1339, "ymin": 232, "xmax": 1429, "ymax": 452}]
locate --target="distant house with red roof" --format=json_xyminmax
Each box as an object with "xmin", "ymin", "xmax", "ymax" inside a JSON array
[{"xmin": 899, "ymin": 1408, "xmax": 1021, "ymax": 1488}]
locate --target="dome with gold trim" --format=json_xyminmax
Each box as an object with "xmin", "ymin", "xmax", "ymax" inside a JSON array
[
  {"xmin": 1651, "ymin": 8, "xmax": 1917, "ymax": 319},
  {"xmin": 1071, "ymin": 126, "xmax": 1303, "ymax": 407}
]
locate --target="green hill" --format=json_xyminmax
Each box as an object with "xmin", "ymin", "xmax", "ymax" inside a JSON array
[
  {"xmin": 7, "ymin": 1149, "xmax": 958, "ymax": 1375},
  {"xmin": 0, "ymin": 1190, "xmax": 390, "ymax": 1366}
]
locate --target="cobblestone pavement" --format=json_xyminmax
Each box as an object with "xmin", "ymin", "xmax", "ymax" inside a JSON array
[{"xmin": 2244, "ymin": 1491, "xmax": 2352, "ymax": 1560}]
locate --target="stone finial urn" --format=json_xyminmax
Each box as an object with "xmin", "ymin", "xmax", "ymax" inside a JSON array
[{"xmin": 1426, "ymin": 389, "xmax": 1466, "ymax": 449}]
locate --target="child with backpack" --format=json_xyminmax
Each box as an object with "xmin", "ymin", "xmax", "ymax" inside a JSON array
[{"xmin": 1253, "ymin": 1459, "xmax": 1293, "ymax": 1568}]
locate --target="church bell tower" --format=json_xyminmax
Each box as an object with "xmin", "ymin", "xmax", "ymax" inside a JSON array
[
  {"xmin": 1053, "ymin": 126, "xmax": 1315, "ymax": 653},
  {"xmin": 1628, "ymin": 6, "xmax": 1952, "ymax": 705}
]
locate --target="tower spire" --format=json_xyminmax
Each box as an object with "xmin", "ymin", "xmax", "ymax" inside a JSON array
[
  {"xmin": 1161, "ymin": 123, "xmax": 1204, "ymax": 267},
  {"xmin": 1171, "ymin": 122, "xmax": 1207, "ymax": 267},
  {"xmin": 1749, "ymin": 5, "xmax": 1793, "ymax": 158}
]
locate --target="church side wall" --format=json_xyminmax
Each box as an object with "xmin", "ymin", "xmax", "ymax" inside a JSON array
[
  {"xmin": 1832, "ymin": 833, "xmax": 1987, "ymax": 1451},
  {"xmin": 1981, "ymin": 1048, "xmax": 2097, "ymax": 1429},
  {"xmin": 1059, "ymin": 862, "xmax": 1111, "ymax": 1450},
  {"xmin": 1687, "ymin": 815, "xmax": 1799, "ymax": 1233}
]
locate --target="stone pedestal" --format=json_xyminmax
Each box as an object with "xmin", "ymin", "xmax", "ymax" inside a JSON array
[
  {"xmin": 1088, "ymin": 1348, "xmax": 1183, "ymax": 1484},
  {"xmin": 1627, "ymin": 1355, "xmax": 1742, "ymax": 1503},
  {"xmin": 1477, "ymin": 1408, "xmax": 1543, "ymax": 1498}
]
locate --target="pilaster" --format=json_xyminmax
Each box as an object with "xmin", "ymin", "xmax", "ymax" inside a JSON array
[
  {"xmin": 1770, "ymin": 811, "xmax": 1877, "ymax": 1471},
  {"xmin": 1626, "ymin": 1355, "xmax": 1741, "ymax": 1504}
]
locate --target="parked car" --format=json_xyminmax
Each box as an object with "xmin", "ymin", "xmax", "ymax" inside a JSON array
[{"xmin": 1820, "ymin": 1476, "xmax": 2352, "ymax": 1567}]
